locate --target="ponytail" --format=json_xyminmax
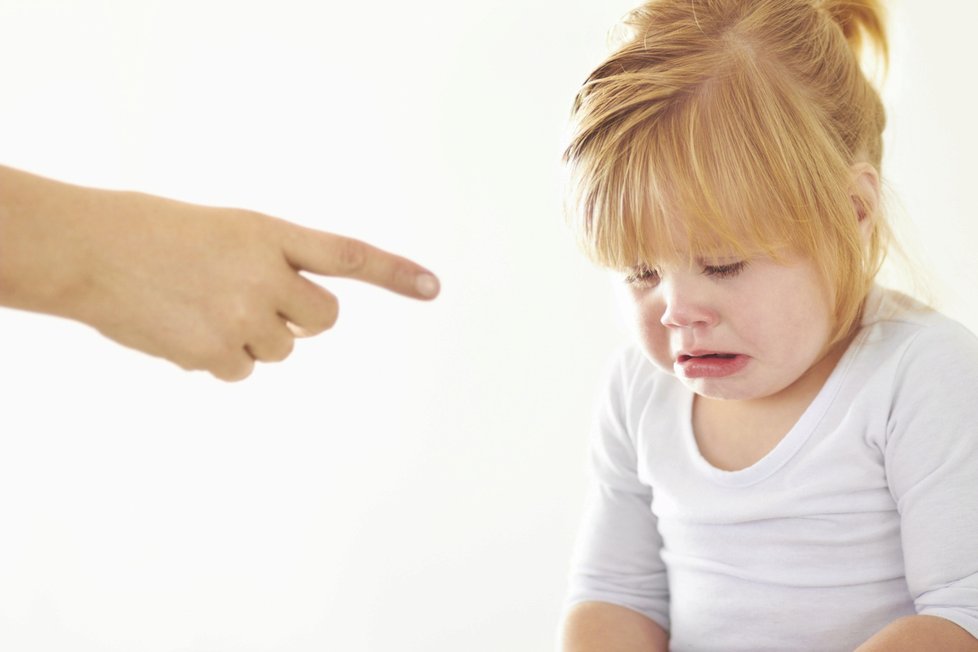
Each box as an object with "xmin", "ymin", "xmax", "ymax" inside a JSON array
[{"xmin": 821, "ymin": 0, "xmax": 889, "ymax": 70}]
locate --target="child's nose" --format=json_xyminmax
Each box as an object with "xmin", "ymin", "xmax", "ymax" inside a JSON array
[{"xmin": 658, "ymin": 276, "xmax": 719, "ymax": 329}]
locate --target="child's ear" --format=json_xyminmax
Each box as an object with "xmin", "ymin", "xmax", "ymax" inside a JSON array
[{"xmin": 850, "ymin": 162, "xmax": 881, "ymax": 242}]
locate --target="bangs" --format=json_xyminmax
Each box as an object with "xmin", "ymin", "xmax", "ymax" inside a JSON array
[{"xmin": 567, "ymin": 52, "xmax": 854, "ymax": 273}]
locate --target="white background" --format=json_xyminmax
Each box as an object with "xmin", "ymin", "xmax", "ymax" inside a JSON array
[{"xmin": 0, "ymin": 1, "xmax": 975, "ymax": 650}]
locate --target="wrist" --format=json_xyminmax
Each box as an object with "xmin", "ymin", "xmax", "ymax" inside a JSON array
[{"xmin": 0, "ymin": 166, "xmax": 102, "ymax": 321}]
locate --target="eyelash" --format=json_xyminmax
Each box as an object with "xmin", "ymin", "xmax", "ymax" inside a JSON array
[
  {"xmin": 703, "ymin": 261, "xmax": 748, "ymax": 279},
  {"xmin": 624, "ymin": 261, "xmax": 749, "ymax": 286},
  {"xmin": 624, "ymin": 267, "xmax": 660, "ymax": 286}
]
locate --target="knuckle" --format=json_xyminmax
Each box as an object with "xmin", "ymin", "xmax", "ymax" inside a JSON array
[
  {"xmin": 299, "ymin": 291, "xmax": 339, "ymax": 335},
  {"xmin": 209, "ymin": 337, "xmax": 250, "ymax": 376},
  {"xmin": 187, "ymin": 326, "xmax": 254, "ymax": 381},
  {"xmin": 187, "ymin": 335, "xmax": 228, "ymax": 372},
  {"xmin": 226, "ymin": 301, "xmax": 258, "ymax": 337},
  {"xmin": 212, "ymin": 358, "xmax": 253, "ymax": 382},
  {"xmin": 227, "ymin": 365, "xmax": 254, "ymax": 382},
  {"xmin": 173, "ymin": 348, "xmax": 208, "ymax": 372},
  {"xmin": 282, "ymin": 336, "xmax": 296, "ymax": 358},
  {"xmin": 320, "ymin": 299, "xmax": 340, "ymax": 331},
  {"xmin": 236, "ymin": 208, "xmax": 272, "ymax": 234},
  {"xmin": 390, "ymin": 265, "xmax": 410, "ymax": 292},
  {"xmin": 268, "ymin": 336, "xmax": 295, "ymax": 362},
  {"xmin": 336, "ymin": 238, "xmax": 367, "ymax": 273}
]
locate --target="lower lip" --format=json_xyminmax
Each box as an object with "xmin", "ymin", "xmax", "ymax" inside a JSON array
[{"xmin": 676, "ymin": 355, "xmax": 749, "ymax": 378}]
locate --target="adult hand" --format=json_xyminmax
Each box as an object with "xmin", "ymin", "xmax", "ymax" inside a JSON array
[{"xmin": 0, "ymin": 166, "xmax": 440, "ymax": 381}]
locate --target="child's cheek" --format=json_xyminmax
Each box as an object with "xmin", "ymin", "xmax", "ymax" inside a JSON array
[
  {"xmin": 619, "ymin": 287, "xmax": 674, "ymax": 372},
  {"xmin": 636, "ymin": 314, "xmax": 675, "ymax": 374}
]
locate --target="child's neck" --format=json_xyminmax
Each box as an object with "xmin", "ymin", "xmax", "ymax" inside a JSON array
[{"xmin": 691, "ymin": 337, "xmax": 852, "ymax": 472}]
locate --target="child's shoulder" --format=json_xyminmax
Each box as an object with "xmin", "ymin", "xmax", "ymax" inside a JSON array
[
  {"xmin": 863, "ymin": 286, "xmax": 976, "ymax": 339},
  {"xmin": 859, "ymin": 285, "xmax": 978, "ymax": 373}
]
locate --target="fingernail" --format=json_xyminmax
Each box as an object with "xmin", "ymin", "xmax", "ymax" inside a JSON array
[{"xmin": 415, "ymin": 273, "xmax": 440, "ymax": 298}]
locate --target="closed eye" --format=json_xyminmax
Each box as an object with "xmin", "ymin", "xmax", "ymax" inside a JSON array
[
  {"xmin": 703, "ymin": 261, "xmax": 748, "ymax": 279},
  {"xmin": 624, "ymin": 265, "xmax": 660, "ymax": 287}
]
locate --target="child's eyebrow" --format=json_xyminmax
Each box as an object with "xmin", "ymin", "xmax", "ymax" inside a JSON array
[{"xmin": 696, "ymin": 254, "xmax": 744, "ymax": 264}]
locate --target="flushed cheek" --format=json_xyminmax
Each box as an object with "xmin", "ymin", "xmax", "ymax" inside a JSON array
[{"xmin": 635, "ymin": 314, "xmax": 674, "ymax": 372}]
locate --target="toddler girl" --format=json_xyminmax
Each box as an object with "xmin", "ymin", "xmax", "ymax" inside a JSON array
[{"xmin": 560, "ymin": 1, "xmax": 978, "ymax": 650}]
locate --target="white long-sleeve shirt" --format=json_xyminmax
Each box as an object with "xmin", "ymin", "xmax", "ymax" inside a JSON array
[{"xmin": 566, "ymin": 288, "xmax": 978, "ymax": 651}]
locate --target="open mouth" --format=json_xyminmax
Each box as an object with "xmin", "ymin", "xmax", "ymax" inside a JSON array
[
  {"xmin": 675, "ymin": 352, "xmax": 748, "ymax": 378},
  {"xmin": 678, "ymin": 353, "xmax": 738, "ymax": 363}
]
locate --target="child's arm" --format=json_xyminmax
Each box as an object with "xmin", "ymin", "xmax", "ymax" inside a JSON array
[
  {"xmin": 870, "ymin": 319, "xmax": 978, "ymax": 645},
  {"xmin": 855, "ymin": 615, "xmax": 978, "ymax": 651},
  {"xmin": 561, "ymin": 601, "xmax": 669, "ymax": 652},
  {"xmin": 0, "ymin": 165, "xmax": 439, "ymax": 380},
  {"xmin": 561, "ymin": 349, "xmax": 671, "ymax": 648}
]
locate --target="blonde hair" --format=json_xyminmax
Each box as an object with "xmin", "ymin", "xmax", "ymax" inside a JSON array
[{"xmin": 564, "ymin": 0, "xmax": 890, "ymax": 345}]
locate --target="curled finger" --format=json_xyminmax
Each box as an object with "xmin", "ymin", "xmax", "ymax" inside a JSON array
[
  {"xmin": 244, "ymin": 316, "xmax": 296, "ymax": 363},
  {"xmin": 278, "ymin": 274, "xmax": 340, "ymax": 338}
]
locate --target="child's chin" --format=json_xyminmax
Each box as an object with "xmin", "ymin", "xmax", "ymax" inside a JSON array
[{"xmin": 683, "ymin": 378, "xmax": 770, "ymax": 402}]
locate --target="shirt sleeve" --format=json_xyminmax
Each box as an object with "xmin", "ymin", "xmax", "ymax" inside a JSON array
[
  {"xmin": 564, "ymin": 349, "xmax": 670, "ymax": 632},
  {"xmin": 885, "ymin": 319, "xmax": 978, "ymax": 639}
]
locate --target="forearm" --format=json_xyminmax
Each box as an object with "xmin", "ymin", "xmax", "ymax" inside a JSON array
[
  {"xmin": 560, "ymin": 601, "xmax": 668, "ymax": 652},
  {"xmin": 856, "ymin": 615, "xmax": 978, "ymax": 651},
  {"xmin": 0, "ymin": 165, "xmax": 101, "ymax": 318}
]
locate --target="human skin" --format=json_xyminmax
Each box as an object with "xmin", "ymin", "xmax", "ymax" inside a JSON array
[
  {"xmin": 622, "ymin": 251, "xmax": 857, "ymax": 471},
  {"xmin": 0, "ymin": 165, "xmax": 440, "ymax": 381},
  {"xmin": 623, "ymin": 252, "xmax": 837, "ymax": 405},
  {"xmin": 560, "ymin": 602, "xmax": 668, "ymax": 652},
  {"xmin": 561, "ymin": 603, "xmax": 977, "ymax": 651},
  {"xmin": 855, "ymin": 616, "xmax": 978, "ymax": 651}
]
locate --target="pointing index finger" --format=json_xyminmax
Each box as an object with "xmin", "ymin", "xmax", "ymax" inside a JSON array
[{"xmin": 281, "ymin": 223, "xmax": 440, "ymax": 300}]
